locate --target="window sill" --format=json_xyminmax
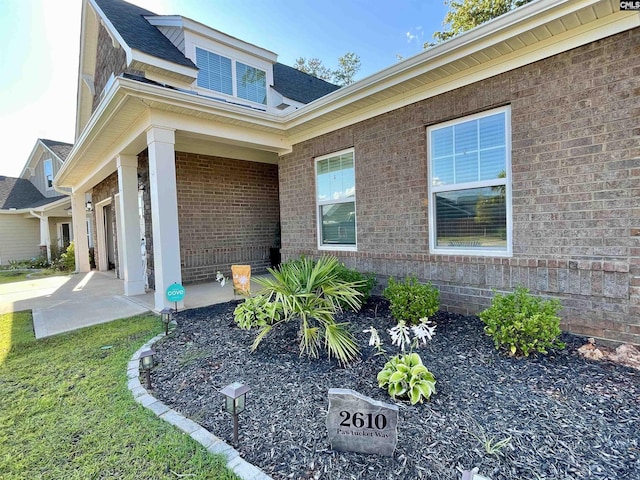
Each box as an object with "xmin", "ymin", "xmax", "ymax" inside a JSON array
[{"xmin": 318, "ymin": 245, "xmax": 357, "ymax": 252}]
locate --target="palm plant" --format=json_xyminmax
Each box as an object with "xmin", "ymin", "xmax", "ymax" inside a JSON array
[{"xmin": 246, "ymin": 256, "xmax": 363, "ymax": 365}]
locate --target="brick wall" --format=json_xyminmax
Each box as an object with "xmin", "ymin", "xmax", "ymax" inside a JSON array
[
  {"xmin": 138, "ymin": 151, "xmax": 280, "ymax": 285},
  {"xmin": 175, "ymin": 152, "xmax": 280, "ymax": 283},
  {"xmin": 279, "ymin": 28, "xmax": 640, "ymax": 345},
  {"xmin": 92, "ymin": 24, "xmax": 127, "ymax": 113}
]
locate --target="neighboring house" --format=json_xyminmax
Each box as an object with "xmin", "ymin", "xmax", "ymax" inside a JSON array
[
  {"xmin": 56, "ymin": 0, "xmax": 640, "ymax": 346},
  {"xmin": 0, "ymin": 139, "xmax": 74, "ymax": 265}
]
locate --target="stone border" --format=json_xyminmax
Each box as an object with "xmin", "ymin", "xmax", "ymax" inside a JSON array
[{"xmin": 128, "ymin": 331, "xmax": 272, "ymax": 480}]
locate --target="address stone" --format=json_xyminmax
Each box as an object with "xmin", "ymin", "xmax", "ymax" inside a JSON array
[{"xmin": 326, "ymin": 388, "xmax": 399, "ymax": 457}]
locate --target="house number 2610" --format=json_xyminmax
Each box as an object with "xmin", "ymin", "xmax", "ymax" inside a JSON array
[{"xmin": 339, "ymin": 411, "xmax": 387, "ymax": 429}]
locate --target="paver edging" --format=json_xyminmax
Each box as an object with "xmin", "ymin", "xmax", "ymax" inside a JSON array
[{"xmin": 129, "ymin": 329, "xmax": 273, "ymax": 480}]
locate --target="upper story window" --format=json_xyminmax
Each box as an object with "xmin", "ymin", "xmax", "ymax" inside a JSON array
[
  {"xmin": 43, "ymin": 159, "xmax": 53, "ymax": 190},
  {"xmin": 427, "ymin": 106, "xmax": 511, "ymax": 256},
  {"xmin": 316, "ymin": 149, "xmax": 356, "ymax": 250},
  {"xmin": 195, "ymin": 47, "xmax": 267, "ymax": 105}
]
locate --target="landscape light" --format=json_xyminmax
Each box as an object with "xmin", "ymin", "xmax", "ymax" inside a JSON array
[
  {"xmin": 139, "ymin": 349, "xmax": 155, "ymax": 390},
  {"xmin": 160, "ymin": 307, "xmax": 173, "ymax": 335},
  {"xmin": 219, "ymin": 382, "xmax": 251, "ymax": 445}
]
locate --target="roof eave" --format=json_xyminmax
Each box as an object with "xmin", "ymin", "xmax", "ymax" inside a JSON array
[
  {"xmin": 56, "ymin": 76, "xmax": 291, "ymax": 189},
  {"xmin": 283, "ymin": 0, "xmax": 636, "ymax": 136}
]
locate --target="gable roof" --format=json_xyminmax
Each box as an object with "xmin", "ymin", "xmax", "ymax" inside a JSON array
[
  {"xmin": 273, "ymin": 63, "xmax": 341, "ymax": 104},
  {"xmin": 40, "ymin": 139, "xmax": 73, "ymax": 161},
  {"xmin": 0, "ymin": 176, "xmax": 66, "ymax": 210},
  {"xmin": 93, "ymin": 0, "xmax": 196, "ymax": 69},
  {"xmin": 93, "ymin": 0, "xmax": 338, "ymax": 105}
]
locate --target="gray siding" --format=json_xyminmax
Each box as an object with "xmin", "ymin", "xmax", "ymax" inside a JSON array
[{"xmin": 157, "ymin": 26, "xmax": 185, "ymax": 54}]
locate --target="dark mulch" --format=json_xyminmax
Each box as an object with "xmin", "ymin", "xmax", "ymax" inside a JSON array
[{"xmin": 150, "ymin": 297, "xmax": 639, "ymax": 480}]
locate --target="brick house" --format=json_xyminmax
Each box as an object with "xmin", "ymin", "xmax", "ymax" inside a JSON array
[
  {"xmin": 0, "ymin": 139, "xmax": 76, "ymax": 265},
  {"xmin": 56, "ymin": 0, "xmax": 640, "ymax": 345}
]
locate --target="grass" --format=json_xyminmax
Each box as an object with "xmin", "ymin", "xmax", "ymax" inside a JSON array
[
  {"xmin": 0, "ymin": 310, "xmax": 238, "ymax": 480},
  {"xmin": 0, "ymin": 270, "xmax": 68, "ymax": 284}
]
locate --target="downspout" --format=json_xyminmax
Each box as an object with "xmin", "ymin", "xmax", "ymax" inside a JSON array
[{"xmin": 29, "ymin": 210, "xmax": 52, "ymax": 262}]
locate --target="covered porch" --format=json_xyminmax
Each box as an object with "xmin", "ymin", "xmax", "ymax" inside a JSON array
[{"xmin": 56, "ymin": 76, "xmax": 290, "ymax": 312}]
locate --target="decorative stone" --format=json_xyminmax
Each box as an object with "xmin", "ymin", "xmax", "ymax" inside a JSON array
[{"xmin": 326, "ymin": 388, "xmax": 399, "ymax": 457}]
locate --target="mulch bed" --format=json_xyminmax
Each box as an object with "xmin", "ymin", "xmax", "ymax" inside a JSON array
[{"xmin": 150, "ymin": 297, "xmax": 639, "ymax": 480}]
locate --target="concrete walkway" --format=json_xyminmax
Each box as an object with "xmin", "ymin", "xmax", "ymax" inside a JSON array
[{"xmin": 0, "ymin": 270, "xmax": 262, "ymax": 338}]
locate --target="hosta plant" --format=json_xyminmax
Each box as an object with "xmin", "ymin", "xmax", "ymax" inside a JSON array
[
  {"xmin": 377, "ymin": 352, "xmax": 436, "ymax": 405},
  {"xmin": 237, "ymin": 255, "xmax": 364, "ymax": 365},
  {"xmin": 365, "ymin": 318, "xmax": 437, "ymax": 404},
  {"xmin": 234, "ymin": 296, "xmax": 282, "ymax": 329},
  {"xmin": 480, "ymin": 286, "xmax": 565, "ymax": 357}
]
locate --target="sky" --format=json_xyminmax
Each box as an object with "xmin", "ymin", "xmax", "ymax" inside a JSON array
[{"xmin": 0, "ymin": 0, "xmax": 450, "ymax": 177}]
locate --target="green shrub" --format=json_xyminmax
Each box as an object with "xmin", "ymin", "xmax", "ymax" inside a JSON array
[
  {"xmin": 52, "ymin": 242, "xmax": 76, "ymax": 272},
  {"xmin": 234, "ymin": 296, "xmax": 282, "ymax": 329},
  {"xmin": 334, "ymin": 263, "xmax": 377, "ymax": 306},
  {"xmin": 242, "ymin": 255, "xmax": 363, "ymax": 365},
  {"xmin": 8, "ymin": 256, "xmax": 49, "ymax": 269},
  {"xmin": 479, "ymin": 286, "xmax": 565, "ymax": 357},
  {"xmin": 383, "ymin": 276, "xmax": 439, "ymax": 324},
  {"xmin": 377, "ymin": 352, "xmax": 436, "ymax": 404}
]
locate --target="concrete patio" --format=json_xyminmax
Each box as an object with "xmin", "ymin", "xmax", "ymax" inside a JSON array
[{"xmin": 0, "ymin": 270, "xmax": 261, "ymax": 338}]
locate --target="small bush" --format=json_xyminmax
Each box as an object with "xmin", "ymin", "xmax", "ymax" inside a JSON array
[
  {"xmin": 383, "ymin": 276, "xmax": 439, "ymax": 325},
  {"xmin": 377, "ymin": 352, "xmax": 436, "ymax": 404},
  {"xmin": 334, "ymin": 263, "xmax": 377, "ymax": 305},
  {"xmin": 234, "ymin": 296, "xmax": 282, "ymax": 329},
  {"xmin": 8, "ymin": 256, "xmax": 49, "ymax": 269},
  {"xmin": 239, "ymin": 255, "xmax": 363, "ymax": 365},
  {"xmin": 479, "ymin": 286, "xmax": 565, "ymax": 357},
  {"xmin": 51, "ymin": 242, "xmax": 76, "ymax": 272}
]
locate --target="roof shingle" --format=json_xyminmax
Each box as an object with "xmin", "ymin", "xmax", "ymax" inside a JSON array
[
  {"xmin": 41, "ymin": 139, "xmax": 73, "ymax": 161},
  {"xmin": 94, "ymin": 0, "xmax": 196, "ymax": 69},
  {"xmin": 0, "ymin": 177, "xmax": 66, "ymax": 210},
  {"xmin": 273, "ymin": 63, "xmax": 341, "ymax": 104},
  {"xmin": 95, "ymin": 0, "xmax": 339, "ymax": 105}
]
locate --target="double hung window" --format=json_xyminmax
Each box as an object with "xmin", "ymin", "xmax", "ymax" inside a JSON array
[
  {"xmin": 315, "ymin": 149, "xmax": 356, "ymax": 249},
  {"xmin": 427, "ymin": 107, "xmax": 511, "ymax": 255},
  {"xmin": 195, "ymin": 47, "xmax": 267, "ymax": 105}
]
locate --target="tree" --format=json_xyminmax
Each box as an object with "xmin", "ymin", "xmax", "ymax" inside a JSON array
[
  {"xmin": 333, "ymin": 52, "xmax": 361, "ymax": 86},
  {"xmin": 293, "ymin": 57, "xmax": 334, "ymax": 82},
  {"xmin": 429, "ymin": 0, "xmax": 533, "ymax": 45},
  {"xmin": 294, "ymin": 52, "xmax": 361, "ymax": 86}
]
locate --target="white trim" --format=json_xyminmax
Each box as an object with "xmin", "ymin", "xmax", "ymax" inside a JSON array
[
  {"xmin": 114, "ymin": 193, "xmax": 124, "ymax": 280},
  {"xmin": 315, "ymin": 148, "xmax": 357, "ymax": 251},
  {"xmin": 427, "ymin": 106, "xmax": 512, "ymax": 257},
  {"xmin": 57, "ymin": 222, "xmax": 73, "ymax": 248},
  {"xmin": 191, "ymin": 44, "xmax": 269, "ymax": 108},
  {"xmin": 94, "ymin": 197, "xmax": 112, "ymax": 272}
]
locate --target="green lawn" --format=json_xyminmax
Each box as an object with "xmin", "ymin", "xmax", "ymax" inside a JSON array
[
  {"xmin": 0, "ymin": 270, "xmax": 68, "ymax": 284},
  {"xmin": 0, "ymin": 311, "xmax": 237, "ymax": 480}
]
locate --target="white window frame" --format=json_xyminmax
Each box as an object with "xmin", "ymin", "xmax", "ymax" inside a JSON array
[
  {"xmin": 427, "ymin": 106, "xmax": 512, "ymax": 257},
  {"xmin": 43, "ymin": 159, "xmax": 53, "ymax": 191},
  {"xmin": 315, "ymin": 148, "xmax": 357, "ymax": 252},
  {"xmin": 194, "ymin": 46, "xmax": 268, "ymax": 106}
]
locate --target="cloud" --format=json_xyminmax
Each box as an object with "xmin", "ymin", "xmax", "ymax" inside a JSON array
[{"xmin": 405, "ymin": 27, "xmax": 424, "ymax": 45}]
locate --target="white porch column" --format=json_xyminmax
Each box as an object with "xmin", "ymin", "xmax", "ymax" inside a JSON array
[
  {"xmin": 147, "ymin": 126, "xmax": 183, "ymax": 310},
  {"xmin": 38, "ymin": 215, "xmax": 51, "ymax": 261},
  {"xmin": 71, "ymin": 193, "xmax": 90, "ymax": 272},
  {"xmin": 117, "ymin": 155, "xmax": 146, "ymax": 296}
]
